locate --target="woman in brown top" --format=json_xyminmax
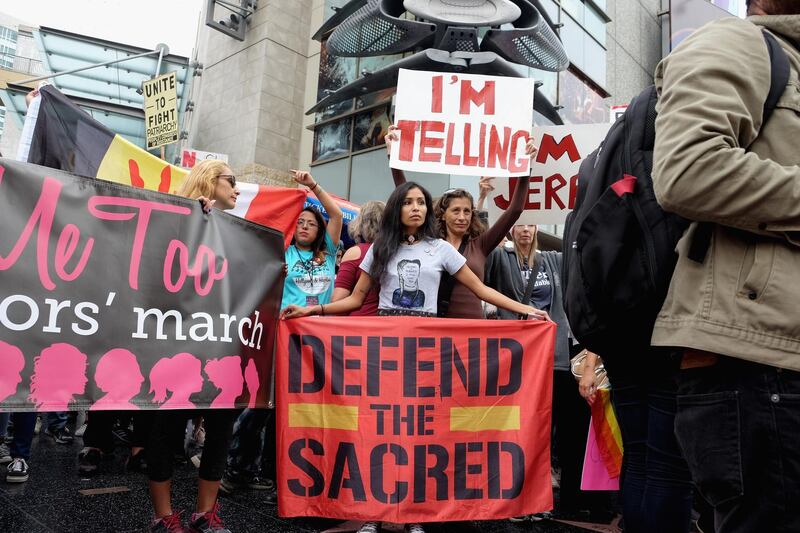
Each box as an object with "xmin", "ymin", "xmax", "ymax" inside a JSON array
[{"xmin": 385, "ymin": 125, "xmax": 533, "ymax": 318}]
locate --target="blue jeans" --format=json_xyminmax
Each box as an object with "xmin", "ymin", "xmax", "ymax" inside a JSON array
[
  {"xmin": 609, "ymin": 371, "xmax": 693, "ymax": 533},
  {"xmin": 0, "ymin": 412, "xmax": 9, "ymax": 439},
  {"xmin": 675, "ymin": 357, "xmax": 800, "ymax": 533},
  {"xmin": 226, "ymin": 408, "xmax": 275, "ymax": 480},
  {"xmin": 9, "ymin": 413, "xmax": 37, "ymax": 461},
  {"xmin": 46, "ymin": 412, "xmax": 68, "ymax": 431}
]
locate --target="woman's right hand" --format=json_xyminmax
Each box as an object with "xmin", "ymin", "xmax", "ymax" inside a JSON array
[
  {"xmin": 385, "ymin": 124, "xmax": 399, "ymax": 155},
  {"xmin": 579, "ymin": 370, "xmax": 599, "ymax": 404},
  {"xmin": 280, "ymin": 305, "xmax": 312, "ymax": 320},
  {"xmin": 197, "ymin": 196, "xmax": 215, "ymax": 213}
]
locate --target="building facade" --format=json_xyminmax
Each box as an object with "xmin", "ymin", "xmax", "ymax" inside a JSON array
[{"xmin": 188, "ymin": 0, "xmax": 663, "ymax": 199}]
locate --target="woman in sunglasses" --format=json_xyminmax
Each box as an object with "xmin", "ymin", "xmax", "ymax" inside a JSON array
[
  {"xmin": 147, "ymin": 159, "xmax": 240, "ymax": 533},
  {"xmin": 281, "ymin": 170, "xmax": 343, "ymax": 310},
  {"xmin": 384, "ymin": 125, "xmax": 534, "ymax": 318}
]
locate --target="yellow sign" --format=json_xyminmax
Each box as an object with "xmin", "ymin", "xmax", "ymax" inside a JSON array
[
  {"xmin": 97, "ymin": 134, "xmax": 189, "ymax": 194},
  {"xmin": 142, "ymin": 72, "xmax": 179, "ymax": 149}
]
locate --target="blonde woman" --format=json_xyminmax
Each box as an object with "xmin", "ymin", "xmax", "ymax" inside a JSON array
[
  {"xmin": 148, "ymin": 159, "xmax": 240, "ymax": 533},
  {"xmin": 332, "ymin": 200, "xmax": 385, "ymax": 315}
]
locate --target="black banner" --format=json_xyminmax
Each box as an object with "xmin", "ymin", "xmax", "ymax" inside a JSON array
[{"xmin": 0, "ymin": 159, "xmax": 284, "ymax": 411}]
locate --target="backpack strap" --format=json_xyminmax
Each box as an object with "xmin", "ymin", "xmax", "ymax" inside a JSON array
[
  {"xmin": 521, "ymin": 251, "xmax": 543, "ymax": 307},
  {"xmin": 688, "ymin": 29, "xmax": 791, "ymax": 264}
]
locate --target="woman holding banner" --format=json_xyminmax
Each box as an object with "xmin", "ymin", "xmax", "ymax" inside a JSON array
[
  {"xmin": 384, "ymin": 125, "xmax": 533, "ymax": 318},
  {"xmin": 146, "ymin": 159, "xmax": 240, "ymax": 533},
  {"xmin": 281, "ymin": 180, "xmax": 549, "ymax": 533}
]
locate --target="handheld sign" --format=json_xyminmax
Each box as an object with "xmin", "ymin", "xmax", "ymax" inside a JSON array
[
  {"xmin": 181, "ymin": 148, "xmax": 229, "ymax": 169},
  {"xmin": 390, "ymin": 69, "xmax": 535, "ymax": 177},
  {"xmin": 487, "ymin": 123, "xmax": 611, "ymax": 225},
  {"xmin": 143, "ymin": 72, "xmax": 179, "ymax": 150}
]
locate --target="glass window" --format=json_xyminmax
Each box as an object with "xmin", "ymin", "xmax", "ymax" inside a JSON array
[
  {"xmin": 348, "ymin": 150, "xmax": 397, "ymax": 205},
  {"xmin": 584, "ymin": 36, "xmax": 606, "ymax": 87},
  {"xmin": 585, "ymin": 4, "xmax": 606, "ymax": 45},
  {"xmin": 540, "ymin": 0, "xmax": 560, "ymax": 22},
  {"xmin": 558, "ymin": 69, "xmax": 608, "ymax": 124},
  {"xmin": 313, "ymin": 118, "xmax": 352, "ymax": 162},
  {"xmin": 316, "ymin": 40, "xmax": 357, "ymax": 120},
  {"xmin": 533, "ymin": 69, "xmax": 558, "ymax": 105},
  {"xmin": 312, "ymin": 157, "xmax": 351, "ymax": 199},
  {"xmin": 353, "ymin": 105, "xmax": 391, "ymax": 152},
  {"xmin": 355, "ymin": 54, "xmax": 401, "ymax": 109},
  {"xmin": 561, "ymin": 0, "xmax": 584, "ymax": 24},
  {"xmin": 0, "ymin": 106, "xmax": 5, "ymax": 137},
  {"xmin": 560, "ymin": 15, "xmax": 585, "ymax": 69}
]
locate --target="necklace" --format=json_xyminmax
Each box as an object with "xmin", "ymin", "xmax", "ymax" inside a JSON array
[{"xmin": 402, "ymin": 233, "xmax": 420, "ymax": 245}]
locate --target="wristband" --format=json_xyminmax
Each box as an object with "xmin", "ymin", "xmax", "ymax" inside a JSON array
[
  {"xmin": 311, "ymin": 182, "xmax": 320, "ymax": 192},
  {"xmin": 320, "ymin": 304, "xmax": 325, "ymax": 316}
]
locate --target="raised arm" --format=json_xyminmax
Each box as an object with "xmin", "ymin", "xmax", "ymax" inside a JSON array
[
  {"xmin": 452, "ymin": 265, "xmax": 549, "ymax": 320},
  {"xmin": 291, "ymin": 170, "xmax": 343, "ymax": 244},
  {"xmin": 282, "ymin": 271, "xmax": 374, "ymax": 318},
  {"xmin": 385, "ymin": 124, "xmax": 407, "ymax": 187},
  {"xmin": 477, "ymin": 139, "xmax": 536, "ymax": 253}
]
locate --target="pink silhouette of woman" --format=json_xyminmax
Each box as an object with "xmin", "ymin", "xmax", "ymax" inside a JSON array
[
  {"xmin": 244, "ymin": 358, "xmax": 260, "ymax": 409},
  {"xmin": 149, "ymin": 352, "xmax": 203, "ymax": 408},
  {"xmin": 0, "ymin": 341, "xmax": 25, "ymax": 403},
  {"xmin": 92, "ymin": 348, "xmax": 145, "ymax": 410},
  {"xmin": 204, "ymin": 355, "xmax": 244, "ymax": 408},
  {"xmin": 29, "ymin": 343, "xmax": 88, "ymax": 410}
]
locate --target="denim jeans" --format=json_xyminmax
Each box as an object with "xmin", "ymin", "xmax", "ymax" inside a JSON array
[
  {"xmin": 609, "ymin": 371, "xmax": 693, "ymax": 533},
  {"xmin": 0, "ymin": 412, "xmax": 9, "ymax": 439},
  {"xmin": 46, "ymin": 412, "xmax": 68, "ymax": 431},
  {"xmin": 226, "ymin": 408, "xmax": 276, "ymax": 480},
  {"xmin": 675, "ymin": 357, "xmax": 800, "ymax": 533},
  {"xmin": 9, "ymin": 412, "xmax": 37, "ymax": 461}
]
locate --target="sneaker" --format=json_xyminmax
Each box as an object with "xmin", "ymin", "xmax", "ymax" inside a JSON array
[
  {"xmin": 6, "ymin": 458, "xmax": 29, "ymax": 483},
  {"xmin": 77, "ymin": 447, "xmax": 103, "ymax": 475},
  {"xmin": 33, "ymin": 416, "xmax": 41, "ymax": 435},
  {"xmin": 405, "ymin": 524, "xmax": 425, "ymax": 533},
  {"xmin": 357, "ymin": 522, "xmax": 380, "ymax": 533},
  {"xmin": 112, "ymin": 427, "xmax": 132, "ymax": 446},
  {"xmin": 190, "ymin": 453, "xmax": 202, "ymax": 469},
  {"xmin": 531, "ymin": 511, "xmax": 554, "ymax": 521},
  {"xmin": 508, "ymin": 515, "xmax": 530, "ymax": 522},
  {"xmin": 551, "ymin": 466, "xmax": 560, "ymax": 489},
  {"xmin": 219, "ymin": 473, "xmax": 274, "ymax": 493},
  {"xmin": 74, "ymin": 423, "xmax": 87, "ymax": 438},
  {"xmin": 0, "ymin": 442, "xmax": 11, "ymax": 465},
  {"xmin": 127, "ymin": 450, "xmax": 148, "ymax": 473},
  {"xmin": 45, "ymin": 426, "xmax": 74, "ymax": 444},
  {"xmin": 150, "ymin": 511, "xmax": 185, "ymax": 533},
  {"xmin": 187, "ymin": 502, "xmax": 231, "ymax": 533}
]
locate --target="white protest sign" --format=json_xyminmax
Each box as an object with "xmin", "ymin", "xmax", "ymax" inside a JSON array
[
  {"xmin": 390, "ymin": 69, "xmax": 535, "ymax": 177},
  {"xmin": 143, "ymin": 72, "xmax": 179, "ymax": 150},
  {"xmin": 487, "ymin": 123, "xmax": 611, "ymax": 225},
  {"xmin": 181, "ymin": 148, "xmax": 229, "ymax": 168}
]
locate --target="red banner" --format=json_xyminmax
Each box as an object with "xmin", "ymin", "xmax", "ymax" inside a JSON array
[{"xmin": 276, "ymin": 316, "xmax": 556, "ymax": 522}]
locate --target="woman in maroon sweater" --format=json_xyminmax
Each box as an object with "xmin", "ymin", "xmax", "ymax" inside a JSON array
[
  {"xmin": 332, "ymin": 200, "xmax": 384, "ymax": 315},
  {"xmin": 385, "ymin": 125, "xmax": 533, "ymax": 318}
]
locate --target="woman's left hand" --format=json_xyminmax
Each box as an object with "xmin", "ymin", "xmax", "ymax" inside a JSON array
[
  {"xmin": 524, "ymin": 306, "xmax": 550, "ymax": 321},
  {"xmin": 525, "ymin": 137, "xmax": 538, "ymax": 158},
  {"xmin": 290, "ymin": 169, "xmax": 316, "ymax": 189}
]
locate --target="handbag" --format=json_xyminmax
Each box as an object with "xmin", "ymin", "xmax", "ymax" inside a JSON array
[{"xmin": 570, "ymin": 349, "xmax": 610, "ymax": 390}]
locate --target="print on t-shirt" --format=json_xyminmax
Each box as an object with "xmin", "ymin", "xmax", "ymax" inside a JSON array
[
  {"xmin": 391, "ymin": 259, "xmax": 425, "ymax": 309},
  {"xmin": 288, "ymin": 256, "xmax": 332, "ymax": 306}
]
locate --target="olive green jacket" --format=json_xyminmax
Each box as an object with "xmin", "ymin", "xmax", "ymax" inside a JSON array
[{"xmin": 651, "ymin": 15, "xmax": 800, "ymax": 370}]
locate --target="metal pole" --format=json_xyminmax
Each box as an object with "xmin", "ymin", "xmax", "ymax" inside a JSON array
[
  {"xmin": 16, "ymin": 49, "xmax": 162, "ymax": 85},
  {"xmin": 154, "ymin": 47, "xmax": 164, "ymax": 79}
]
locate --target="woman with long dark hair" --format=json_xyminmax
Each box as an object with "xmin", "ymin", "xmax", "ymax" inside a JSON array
[
  {"xmin": 282, "ymin": 170, "xmax": 343, "ymax": 309},
  {"xmin": 384, "ymin": 125, "xmax": 533, "ymax": 318}
]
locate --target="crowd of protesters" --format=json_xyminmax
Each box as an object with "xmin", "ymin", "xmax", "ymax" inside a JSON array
[{"xmin": 2, "ymin": 3, "xmax": 799, "ymax": 533}]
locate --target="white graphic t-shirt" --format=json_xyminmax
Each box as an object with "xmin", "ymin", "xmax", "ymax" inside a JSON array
[{"xmin": 360, "ymin": 238, "xmax": 466, "ymax": 315}]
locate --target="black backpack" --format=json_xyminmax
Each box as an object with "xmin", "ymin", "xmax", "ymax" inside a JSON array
[{"xmin": 562, "ymin": 30, "xmax": 791, "ymax": 358}]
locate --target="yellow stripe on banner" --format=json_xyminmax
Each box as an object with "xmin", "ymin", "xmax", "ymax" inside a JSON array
[
  {"xmin": 288, "ymin": 403, "xmax": 359, "ymax": 431},
  {"xmin": 450, "ymin": 406, "xmax": 520, "ymax": 432}
]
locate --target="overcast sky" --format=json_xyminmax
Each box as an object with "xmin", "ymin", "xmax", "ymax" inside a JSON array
[{"xmin": 2, "ymin": 0, "xmax": 203, "ymax": 57}]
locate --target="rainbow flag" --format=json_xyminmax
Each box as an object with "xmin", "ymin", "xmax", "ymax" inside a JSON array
[{"xmin": 590, "ymin": 388, "xmax": 623, "ymax": 478}]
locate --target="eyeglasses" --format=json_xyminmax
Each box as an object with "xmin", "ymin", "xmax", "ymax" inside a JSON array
[
  {"xmin": 296, "ymin": 219, "xmax": 319, "ymax": 229},
  {"xmin": 218, "ymin": 174, "xmax": 237, "ymax": 187}
]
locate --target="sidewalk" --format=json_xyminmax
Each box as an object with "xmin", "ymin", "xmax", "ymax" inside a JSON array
[{"xmin": 0, "ymin": 430, "xmax": 608, "ymax": 532}]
